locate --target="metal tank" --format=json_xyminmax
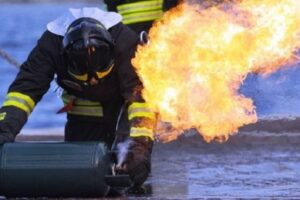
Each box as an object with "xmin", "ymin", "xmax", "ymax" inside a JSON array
[{"xmin": 0, "ymin": 142, "xmax": 114, "ymax": 198}]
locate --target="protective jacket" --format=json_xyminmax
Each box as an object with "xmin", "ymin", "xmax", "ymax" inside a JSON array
[
  {"xmin": 0, "ymin": 8, "xmax": 155, "ymax": 145},
  {"xmin": 104, "ymin": 0, "xmax": 179, "ymax": 33}
]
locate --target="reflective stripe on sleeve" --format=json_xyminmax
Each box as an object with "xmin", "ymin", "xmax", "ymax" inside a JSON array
[
  {"xmin": 3, "ymin": 92, "xmax": 35, "ymax": 115},
  {"xmin": 117, "ymin": 0, "xmax": 163, "ymax": 14},
  {"xmin": 117, "ymin": 0, "xmax": 163, "ymax": 24},
  {"xmin": 130, "ymin": 127, "xmax": 154, "ymax": 140},
  {"xmin": 122, "ymin": 10, "xmax": 163, "ymax": 25},
  {"xmin": 128, "ymin": 102, "xmax": 155, "ymax": 120}
]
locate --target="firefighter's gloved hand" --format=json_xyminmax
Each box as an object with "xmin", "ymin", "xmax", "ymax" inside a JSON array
[
  {"xmin": 0, "ymin": 132, "xmax": 15, "ymax": 144},
  {"xmin": 115, "ymin": 136, "xmax": 153, "ymax": 186},
  {"xmin": 126, "ymin": 136, "xmax": 153, "ymax": 186}
]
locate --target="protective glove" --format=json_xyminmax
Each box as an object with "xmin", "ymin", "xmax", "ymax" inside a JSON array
[
  {"xmin": 0, "ymin": 132, "xmax": 15, "ymax": 144},
  {"xmin": 115, "ymin": 136, "xmax": 153, "ymax": 186}
]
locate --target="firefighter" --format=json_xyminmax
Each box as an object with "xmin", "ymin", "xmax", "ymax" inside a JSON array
[
  {"xmin": 104, "ymin": 0, "xmax": 180, "ymax": 34},
  {"xmin": 0, "ymin": 7, "xmax": 155, "ymax": 188}
]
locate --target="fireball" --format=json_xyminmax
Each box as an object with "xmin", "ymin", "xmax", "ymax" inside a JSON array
[{"xmin": 132, "ymin": 0, "xmax": 300, "ymax": 142}]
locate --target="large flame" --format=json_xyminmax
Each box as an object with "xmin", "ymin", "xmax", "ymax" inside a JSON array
[{"xmin": 132, "ymin": 0, "xmax": 300, "ymax": 142}]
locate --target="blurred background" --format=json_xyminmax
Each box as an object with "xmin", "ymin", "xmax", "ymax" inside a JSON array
[{"xmin": 1, "ymin": 0, "xmax": 300, "ymax": 133}]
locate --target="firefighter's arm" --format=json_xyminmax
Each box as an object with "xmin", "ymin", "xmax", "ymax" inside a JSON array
[
  {"xmin": 0, "ymin": 31, "xmax": 57, "ymax": 143},
  {"xmin": 113, "ymin": 100, "xmax": 156, "ymax": 186},
  {"xmin": 126, "ymin": 101, "xmax": 156, "ymax": 186},
  {"xmin": 0, "ymin": 108, "xmax": 20, "ymax": 143},
  {"xmin": 113, "ymin": 24, "xmax": 156, "ymax": 186},
  {"xmin": 0, "ymin": 97, "xmax": 32, "ymax": 143}
]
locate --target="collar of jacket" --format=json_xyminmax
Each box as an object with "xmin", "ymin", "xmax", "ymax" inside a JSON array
[{"xmin": 47, "ymin": 7, "xmax": 122, "ymax": 36}]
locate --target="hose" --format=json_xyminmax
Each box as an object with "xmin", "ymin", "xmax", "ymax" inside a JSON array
[{"xmin": 0, "ymin": 48, "xmax": 20, "ymax": 68}]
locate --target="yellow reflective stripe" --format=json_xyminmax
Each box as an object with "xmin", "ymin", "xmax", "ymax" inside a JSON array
[
  {"xmin": 3, "ymin": 101, "xmax": 31, "ymax": 115},
  {"xmin": 130, "ymin": 127, "xmax": 154, "ymax": 140},
  {"xmin": 68, "ymin": 106, "xmax": 103, "ymax": 117},
  {"xmin": 68, "ymin": 71, "xmax": 88, "ymax": 81},
  {"xmin": 128, "ymin": 112, "xmax": 155, "ymax": 120},
  {"xmin": 68, "ymin": 64, "xmax": 113, "ymax": 81},
  {"xmin": 128, "ymin": 102, "xmax": 149, "ymax": 111},
  {"xmin": 3, "ymin": 92, "xmax": 35, "ymax": 115},
  {"xmin": 122, "ymin": 10, "xmax": 163, "ymax": 24},
  {"xmin": 96, "ymin": 64, "xmax": 114, "ymax": 79},
  {"xmin": 0, "ymin": 112, "xmax": 6, "ymax": 121},
  {"xmin": 128, "ymin": 102, "xmax": 155, "ymax": 120},
  {"xmin": 62, "ymin": 93, "xmax": 101, "ymax": 106},
  {"xmin": 74, "ymin": 100, "xmax": 102, "ymax": 106},
  {"xmin": 7, "ymin": 92, "xmax": 35, "ymax": 109},
  {"xmin": 61, "ymin": 92, "xmax": 103, "ymax": 116},
  {"xmin": 129, "ymin": 107, "xmax": 152, "ymax": 114},
  {"xmin": 117, "ymin": 0, "xmax": 163, "ymax": 15}
]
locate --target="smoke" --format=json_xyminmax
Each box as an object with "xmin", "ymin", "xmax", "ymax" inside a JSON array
[{"xmin": 116, "ymin": 138, "xmax": 133, "ymax": 168}]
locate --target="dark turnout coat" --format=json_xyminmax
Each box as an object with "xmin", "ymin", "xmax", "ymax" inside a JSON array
[{"xmin": 0, "ymin": 8, "xmax": 155, "ymax": 145}]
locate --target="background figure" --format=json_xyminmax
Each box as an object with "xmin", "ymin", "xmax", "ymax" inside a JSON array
[{"xmin": 104, "ymin": 0, "xmax": 180, "ymax": 34}]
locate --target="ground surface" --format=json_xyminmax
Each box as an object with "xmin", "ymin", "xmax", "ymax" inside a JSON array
[
  {"xmin": 8, "ymin": 128, "xmax": 300, "ymax": 199},
  {"xmin": 148, "ymin": 131, "xmax": 300, "ymax": 199}
]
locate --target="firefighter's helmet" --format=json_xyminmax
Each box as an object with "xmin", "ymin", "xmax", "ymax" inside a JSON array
[{"xmin": 63, "ymin": 17, "xmax": 115, "ymax": 83}]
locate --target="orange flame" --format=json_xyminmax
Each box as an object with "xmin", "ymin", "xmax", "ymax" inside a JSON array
[{"xmin": 132, "ymin": 0, "xmax": 300, "ymax": 142}]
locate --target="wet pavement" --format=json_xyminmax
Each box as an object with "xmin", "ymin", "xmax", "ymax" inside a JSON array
[
  {"xmin": 147, "ymin": 131, "xmax": 300, "ymax": 199},
  {"xmin": 2, "ymin": 129, "xmax": 299, "ymax": 199}
]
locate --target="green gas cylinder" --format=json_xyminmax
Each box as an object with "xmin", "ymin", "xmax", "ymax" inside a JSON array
[{"xmin": 0, "ymin": 142, "xmax": 112, "ymax": 197}]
